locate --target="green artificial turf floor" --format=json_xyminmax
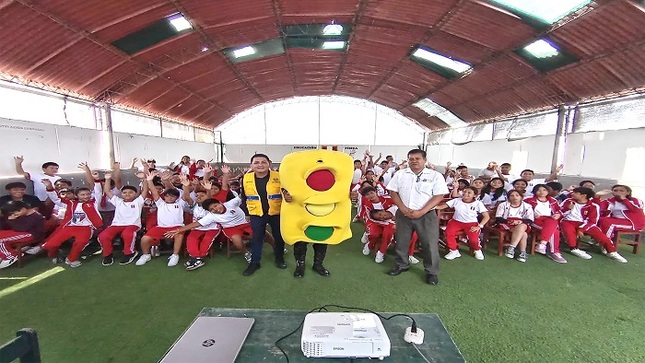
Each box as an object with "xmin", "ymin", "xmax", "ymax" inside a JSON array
[{"xmin": 1, "ymin": 221, "xmax": 644, "ymax": 362}]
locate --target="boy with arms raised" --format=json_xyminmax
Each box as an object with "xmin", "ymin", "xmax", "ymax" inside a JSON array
[
  {"xmin": 136, "ymin": 171, "xmax": 188, "ymax": 267},
  {"xmin": 97, "ymin": 170, "xmax": 148, "ymax": 266}
]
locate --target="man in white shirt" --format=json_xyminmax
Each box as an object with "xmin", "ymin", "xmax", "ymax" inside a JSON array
[{"xmin": 386, "ymin": 149, "xmax": 449, "ymax": 285}]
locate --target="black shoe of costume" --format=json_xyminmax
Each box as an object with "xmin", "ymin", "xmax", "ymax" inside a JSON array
[
  {"xmin": 387, "ymin": 266, "xmax": 409, "ymax": 276},
  {"xmin": 101, "ymin": 254, "xmax": 114, "ymax": 266},
  {"xmin": 275, "ymin": 257, "xmax": 287, "ymax": 269},
  {"xmin": 312, "ymin": 264, "xmax": 330, "ymax": 276},
  {"xmin": 243, "ymin": 263, "xmax": 261, "ymax": 276},
  {"xmin": 426, "ymin": 274, "xmax": 439, "ymax": 285},
  {"xmin": 119, "ymin": 251, "xmax": 139, "ymax": 265},
  {"xmin": 294, "ymin": 263, "xmax": 305, "ymax": 278}
]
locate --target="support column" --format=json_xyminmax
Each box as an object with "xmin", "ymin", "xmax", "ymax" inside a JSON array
[
  {"xmin": 550, "ymin": 105, "xmax": 567, "ymax": 173},
  {"xmin": 104, "ymin": 103, "xmax": 116, "ymax": 166}
]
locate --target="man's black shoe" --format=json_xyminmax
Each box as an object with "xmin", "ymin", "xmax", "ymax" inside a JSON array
[
  {"xmin": 275, "ymin": 257, "xmax": 287, "ymax": 269},
  {"xmin": 426, "ymin": 274, "xmax": 439, "ymax": 285},
  {"xmin": 387, "ymin": 266, "xmax": 409, "ymax": 276},
  {"xmin": 242, "ymin": 263, "xmax": 261, "ymax": 276}
]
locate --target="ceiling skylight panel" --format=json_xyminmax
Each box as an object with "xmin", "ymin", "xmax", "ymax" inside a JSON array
[
  {"xmin": 168, "ymin": 14, "xmax": 193, "ymax": 32},
  {"xmin": 523, "ymin": 39, "xmax": 559, "ymax": 58},
  {"xmin": 488, "ymin": 0, "xmax": 592, "ymax": 24}
]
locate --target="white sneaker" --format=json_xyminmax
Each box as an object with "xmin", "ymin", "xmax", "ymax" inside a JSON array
[
  {"xmin": 570, "ymin": 248, "xmax": 592, "ymax": 260},
  {"xmin": 24, "ymin": 246, "xmax": 42, "ymax": 255},
  {"xmin": 375, "ymin": 251, "xmax": 385, "ymax": 263},
  {"xmin": 408, "ymin": 255, "xmax": 420, "ymax": 264},
  {"xmin": 607, "ymin": 252, "xmax": 627, "ymax": 263},
  {"xmin": 444, "ymin": 250, "xmax": 461, "ymax": 260},
  {"xmin": 150, "ymin": 246, "xmax": 160, "ymax": 257},
  {"xmin": 135, "ymin": 254, "xmax": 152, "ymax": 266},
  {"xmin": 361, "ymin": 232, "xmax": 369, "ymax": 244},
  {"xmin": 362, "ymin": 244, "xmax": 371, "ymax": 256},
  {"xmin": 473, "ymin": 250, "xmax": 484, "ymax": 261},
  {"xmin": 536, "ymin": 243, "xmax": 547, "ymax": 255},
  {"xmin": 64, "ymin": 258, "xmax": 82, "ymax": 268},
  {"xmin": 600, "ymin": 246, "xmax": 607, "ymax": 255},
  {"xmin": 167, "ymin": 254, "xmax": 180, "ymax": 267},
  {"xmin": 0, "ymin": 257, "xmax": 18, "ymax": 269}
]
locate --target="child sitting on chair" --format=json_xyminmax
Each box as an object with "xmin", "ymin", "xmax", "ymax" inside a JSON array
[
  {"xmin": 494, "ymin": 189, "xmax": 534, "ymax": 263},
  {"xmin": 436, "ymin": 187, "xmax": 490, "ymax": 261}
]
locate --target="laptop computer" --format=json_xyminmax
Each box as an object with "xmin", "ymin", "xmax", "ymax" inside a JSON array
[{"xmin": 159, "ymin": 316, "xmax": 255, "ymax": 363}]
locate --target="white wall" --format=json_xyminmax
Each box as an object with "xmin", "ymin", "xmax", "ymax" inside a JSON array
[
  {"xmin": 0, "ymin": 117, "xmax": 215, "ymax": 176},
  {"xmin": 113, "ymin": 133, "xmax": 216, "ymax": 166},
  {"xmin": 426, "ymin": 135, "xmax": 556, "ymax": 173},
  {"xmin": 0, "ymin": 117, "xmax": 105, "ymax": 176},
  {"xmin": 223, "ymin": 144, "xmax": 420, "ymax": 163},
  {"xmin": 564, "ymin": 129, "xmax": 645, "ymax": 198}
]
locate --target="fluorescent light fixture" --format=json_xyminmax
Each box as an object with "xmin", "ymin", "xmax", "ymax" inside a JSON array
[
  {"xmin": 523, "ymin": 39, "xmax": 559, "ymax": 58},
  {"xmin": 233, "ymin": 46, "xmax": 256, "ymax": 58},
  {"xmin": 488, "ymin": 0, "xmax": 591, "ymax": 24},
  {"xmin": 323, "ymin": 24, "xmax": 343, "ymax": 35},
  {"xmin": 322, "ymin": 41, "xmax": 345, "ymax": 50},
  {"xmin": 411, "ymin": 48, "xmax": 471, "ymax": 74},
  {"xmin": 413, "ymin": 98, "xmax": 467, "ymax": 128},
  {"xmin": 167, "ymin": 14, "xmax": 192, "ymax": 32}
]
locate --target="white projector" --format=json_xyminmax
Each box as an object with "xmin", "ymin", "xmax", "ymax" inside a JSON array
[{"xmin": 301, "ymin": 312, "xmax": 391, "ymax": 360}]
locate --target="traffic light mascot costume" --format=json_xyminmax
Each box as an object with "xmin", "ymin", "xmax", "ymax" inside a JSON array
[{"xmin": 280, "ymin": 150, "xmax": 354, "ymax": 278}]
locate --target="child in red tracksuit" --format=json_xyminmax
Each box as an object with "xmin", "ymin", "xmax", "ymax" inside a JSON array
[
  {"xmin": 436, "ymin": 187, "xmax": 490, "ymax": 261},
  {"xmin": 97, "ymin": 171, "xmax": 148, "ymax": 266},
  {"xmin": 0, "ymin": 201, "xmax": 45, "ymax": 269},
  {"xmin": 560, "ymin": 187, "xmax": 627, "ymax": 263},
  {"xmin": 524, "ymin": 184, "xmax": 567, "ymax": 264},
  {"xmin": 597, "ymin": 184, "xmax": 645, "ymax": 239},
  {"xmin": 359, "ymin": 186, "xmax": 393, "ymax": 256},
  {"xmin": 40, "ymin": 186, "xmax": 103, "ymax": 267}
]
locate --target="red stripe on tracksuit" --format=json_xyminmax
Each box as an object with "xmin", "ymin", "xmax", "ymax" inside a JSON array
[
  {"xmin": 597, "ymin": 217, "xmax": 634, "ymax": 239},
  {"xmin": 0, "ymin": 231, "xmax": 34, "ymax": 259},
  {"xmin": 531, "ymin": 216, "xmax": 561, "ymax": 253},
  {"xmin": 444, "ymin": 219, "xmax": 481, "ymax": 251},
  {"xmin": 98, "ymin": 225, "xmax": 140, "ymax": 256},
  {"xmin": 186, "ymin": 229, "xmax": 221, "ymax": 258}
]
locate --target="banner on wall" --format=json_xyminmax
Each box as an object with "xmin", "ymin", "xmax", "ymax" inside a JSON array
[
  {"xmin": 342, "ymin": 146, "xmax": 359, "ymax": 156},
  {"xmin": 292, "ymin": 145, "xmax": 317, "ymax": 151}
]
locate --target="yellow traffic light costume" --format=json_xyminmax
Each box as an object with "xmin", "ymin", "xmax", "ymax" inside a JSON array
[{"xmin": 279, "ymin": 149, "xmax": 353, "ymax": 277}]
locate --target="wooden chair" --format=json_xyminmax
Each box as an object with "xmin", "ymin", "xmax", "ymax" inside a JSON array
[
  {"xmin": 0, "ymin": 328, "xmax": 41, "ymax": 363},
  {"xmin": 613, "ymin": 229, "xmax": 643, "ymax": 254},
  {"xmin": 482, "ymin": 223, "xmax": 512, "ymax": 256}
]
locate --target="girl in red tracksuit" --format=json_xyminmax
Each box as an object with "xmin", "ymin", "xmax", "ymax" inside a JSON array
[
  {"xmin": 436, "ymin": 187, "xmax": 490, "ymax": 261},
  {"xmin": 524, "ymin": 184, "xmax": 567, "ymax": 264},
  {"xmin": 360, "ymin": 186, "xmax": 394, "ymax": 257},
  {"xmin": 560, "ymin": 187, "xmax": 627, "ymax": 263},
  {"xmin": 597, "ymin": 184, "xmax": 645, "ymax": 239},
  {"xmin": 495, "ymin": 189, "xmax": 534, "ymax": 263},
  {"xmin": 41, "ymin": 187, "xmax": 103, "ymax": 267}
]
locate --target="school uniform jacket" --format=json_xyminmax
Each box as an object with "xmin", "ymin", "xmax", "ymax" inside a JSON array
[
  {"xmin": 561, "ymin": 198, "xmax": 600, "ymax": 232},
  {"xmin": 59, "ymin": 198, "xmax": 103, "ymax": 229},
  {"xmin": 598, "ymin": 197, "xmax": 645, "ymax": 231}
]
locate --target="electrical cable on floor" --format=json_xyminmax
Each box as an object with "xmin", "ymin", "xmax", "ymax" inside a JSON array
[
  {"xmin": 412, "ymin": 342, "xmax": 434, "ymax": 363},
  {"xmin": 274, "ymin": 304, "xmax": 419, "ymax": 363}
]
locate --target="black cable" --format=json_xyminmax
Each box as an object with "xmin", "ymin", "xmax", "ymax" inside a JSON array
[{"xmin": 273, "ymin": 304, "xmax": 418, "ymax": 362}]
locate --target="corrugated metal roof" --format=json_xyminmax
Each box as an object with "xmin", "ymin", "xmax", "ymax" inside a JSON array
[{"xmin": 0, "ymin": 0, "xmax": 643, "ymax": 130}]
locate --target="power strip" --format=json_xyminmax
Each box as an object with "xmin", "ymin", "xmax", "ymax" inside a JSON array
[{"xmin": 403, "ymin": 327, "xmax": 424, "ymax": 345}]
